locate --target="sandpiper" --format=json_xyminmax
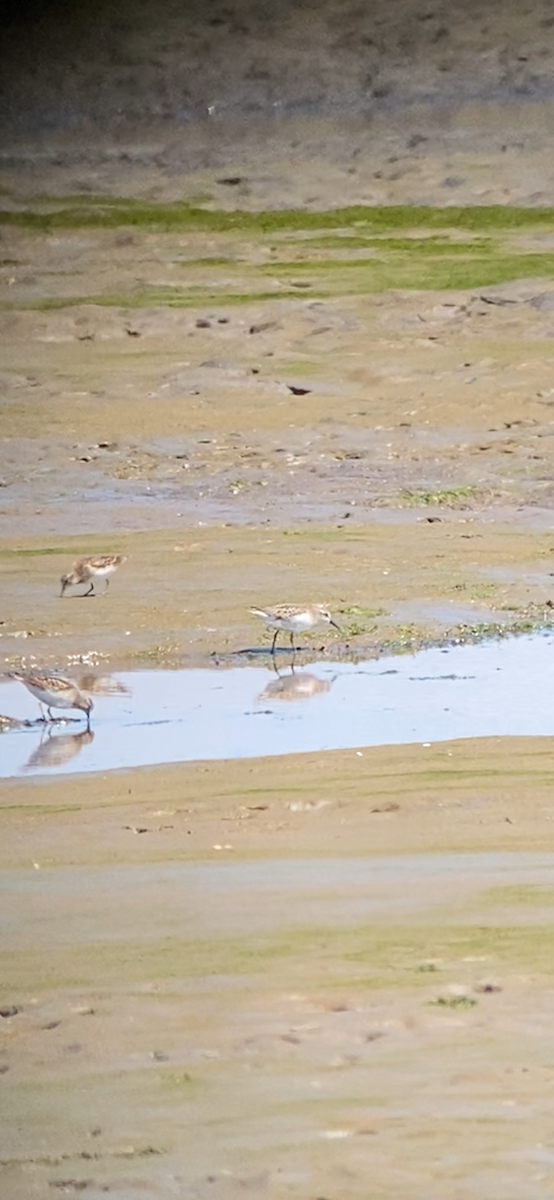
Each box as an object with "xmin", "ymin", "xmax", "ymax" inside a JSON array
[
  {"xmin": 10, "ymin": 671, "xmax": 94, "ymax": 727},
  {"xmin": 250, "ymin": 603, "xmax": 340, "ymax": 654},
  {"xmin": 60, "ymin": 554, "xmax": 127, "ymax": 597}
]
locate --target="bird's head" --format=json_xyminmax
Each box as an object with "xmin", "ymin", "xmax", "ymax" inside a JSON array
[
  {"xmin": 316, "ymin": 605, "xmax": 340, "ymax": 631},
  {"xmin": 78, "ymin": 694, "xmax": 94, "ymax": 720}
]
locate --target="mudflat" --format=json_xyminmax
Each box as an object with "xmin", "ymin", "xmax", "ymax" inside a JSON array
[
  {"xmin": 3, "ymin": 2, "xmax": 554, "ymax": 1187},
  {"xmin": 3, "ymin": 741, "xmax": 554, "ymax": 1198},
  {"xmin": 3, "ymin": 197, "xmax": 554, "ymax": 1196}
]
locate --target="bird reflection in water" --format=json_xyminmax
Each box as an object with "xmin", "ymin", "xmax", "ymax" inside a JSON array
[
  {"xmin": 258, "ymin": 664, "xmax": 334, "ymax": 703},
  {"xmin": 22, "ymin": 727, "xmax": 95, "ymax": 773},
  {"xmin": 75, "ymin": 673, "xmax": 131, "ymax": 698}
]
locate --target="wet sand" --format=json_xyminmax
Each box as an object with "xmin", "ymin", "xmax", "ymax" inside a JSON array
[
  {"xmin": 3, "ymin": 208, "xmax": 554, "ymax": 670},
  {"xmin": 5, "ymin": 210, "xmax": 554, "ymax": 1194},
  {"xmin": 3, "ymin": 740, "xmax": 554, "ymax": 1198},
  {"xmin": 3, "ymin": 0, "xmax": 554, "ymax": 1191}
]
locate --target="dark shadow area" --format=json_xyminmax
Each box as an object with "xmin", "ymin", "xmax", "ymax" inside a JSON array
[{"xmin": 1, "ymin": 0, "xmax": 551, "ymax": 140}]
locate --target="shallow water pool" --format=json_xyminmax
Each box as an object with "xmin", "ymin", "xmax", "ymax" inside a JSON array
[{"xmin": 1, "ymin": 631, "xmax": 553, "ymax": 777}]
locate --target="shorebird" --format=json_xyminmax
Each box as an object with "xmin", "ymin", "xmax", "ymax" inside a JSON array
[
  {"xmin": 10, "ymin": 671, "xmax": 94, "ymax": 727},
  {"xmin": 60, "ymin": 554, "xmax": 127, "ymax": 597},
  {"xmin": 250, "ymin": 603, "xmax": 340, "ymax": 654}
]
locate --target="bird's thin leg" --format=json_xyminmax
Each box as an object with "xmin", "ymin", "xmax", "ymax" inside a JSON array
[
  {"xmin": 271, "ymin": 630, "xmax": 279, "ymax": 656},
  {"xmin": 47, "ymin": 706, "xmax": 56, "ymax": 722},
  {"xmin": 290, "ymin": 631, "xmax": 296, "ymax": 654},
  {"xmin": 86, "ymin": 711, "xmax": 91, "ymax": 730},
  {"xmin": 84, "ymin": 581, "xmax": 95, "ymax": 597},
  {"xmin": 104, "ymin": 578, "xmax": 110, "ymax": 592},
  {"xmin": 38, "ymin": 702, "xmax": 48, "ymax": 723}
]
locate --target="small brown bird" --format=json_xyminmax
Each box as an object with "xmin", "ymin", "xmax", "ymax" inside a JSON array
[
  {"xmin": 60, "ymin": 554, "xmax": 127, "ymax": 597},
  {"xmin": 10, "ymin": 671, "xmax": 94, "ymax": 727},
  {"xmin": 250, "ymin": 603, "xmax": 340, "ymax": 654}
]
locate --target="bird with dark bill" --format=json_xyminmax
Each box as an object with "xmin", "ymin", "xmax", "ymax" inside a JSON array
[
  {"xmin": 250, "ymin": 603, "xmax": 340, "ymax": 654},
  {"xmin": 60, "ymin": 554, "xmax": 127, "ymax": 597},
  {"xmin": 10, "ymin": 671, "xmax": 94, "ymax": 727}
]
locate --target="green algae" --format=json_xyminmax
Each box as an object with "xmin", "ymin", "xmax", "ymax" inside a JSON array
[
  {"xmin": 177, "ymin": 256, "xmax": 236, "ymax": 267},
  {"xmin": 482, "ymin": 885, "xmax": 554, "ymax": 906},
  {"xmin": 2, "ymin": 201, "xmax": 554, "ymax": 316},
  {"xmin": 303, "ymin": 234, "xmax": 495, "ymax": 253},
  {"xmin": 338, "ymin": 604, "xmax": 388, "ymax": 636},
  {"xmin": 428, "ymin": 995, "xmax": 478, "ymax": 1009},
  {"xmin": 2, "ymin": 920, "xmax": 553, "ymax": 1001},
  {"xmin": 398, "ymin": 487, "xmax": 481, "ymax": 507},
  {"xmin": 0, "ymin": 287, "xmax": 324, "ymax": 312},
  {"xmin": 2, "ymin": 201, "xmax": 554, "ymax": 235},
  {"xmin": 3, "ymin": 248, "xmax": 553, "ymax": 314},
  {"xmin": 0, "ymin": 546, "xmax": 77, "ymax": 558}
]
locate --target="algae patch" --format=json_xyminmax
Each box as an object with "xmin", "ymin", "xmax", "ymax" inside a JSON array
[
  {"xmin": 2, "ymin": 920, "xmax": 553, "ymax": 1002},
  {"xmin": 2, "ymin": 201, "xmax": 554, "ymax": 235},
  {"xmin": 2, "ymin": 202, "xmax": 554, "ymax": 312}
]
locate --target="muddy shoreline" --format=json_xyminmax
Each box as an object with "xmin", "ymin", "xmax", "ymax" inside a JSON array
[
  {"xmin": 3, "ymin": 6, "xmax": 554, "ymax": 1183},
  {"xmin": 3, "ymin": 739, "xmax": 554, "ymax": 1198},
  {"xmin": 3, "ymin": 193, "xmax": 554, "ymax": 1192},
  {"xmin": 3, "ymin": 200, "xmax": 554, "ymax": 671}
]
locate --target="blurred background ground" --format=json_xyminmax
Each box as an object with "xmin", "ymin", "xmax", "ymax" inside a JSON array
[{"xmin": 1, "ymin": 0, "xmax": 554, "ymax": 207}]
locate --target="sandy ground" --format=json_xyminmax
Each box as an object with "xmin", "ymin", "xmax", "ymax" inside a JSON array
[
  {"xmin": 3, "ymin": 0, "xmax": 554, "ymax": 1194},
  {"xmin": 3, "ymin": 217, "xmax": 554, "ymax": 667},
  {"xmin": 4, "ymin": 217, "xmax": 554, "ymax": 1195},
  {"xmin": 3, "ymin": 740, "xmax": 554, "ymax": 1199}
]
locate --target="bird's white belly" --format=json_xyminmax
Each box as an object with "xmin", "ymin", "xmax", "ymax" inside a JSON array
[
  {"xmin": 277, "ymin": 612, "xmax": 313, "ymax": 631},
  {"xmin": 26, "ymin": 683, "xmax": 72, "ymax": 709}
]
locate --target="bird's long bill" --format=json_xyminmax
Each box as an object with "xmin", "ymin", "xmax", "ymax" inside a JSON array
[
  {"xmin": 330, "ymin": 618, "xmax": 341, "ymax": 631},
  {"xmin": 60, "ymin": 580, "xmax": 68, "ymax": 597}
]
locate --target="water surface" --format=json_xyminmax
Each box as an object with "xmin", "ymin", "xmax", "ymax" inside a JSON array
[{"xmin": 1, "ymin": 632, "xmax": 552, "ymax": 777}]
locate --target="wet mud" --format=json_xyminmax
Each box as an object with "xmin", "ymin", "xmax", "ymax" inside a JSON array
[
  {"xmin": 3, "ymin": 206, "xmax": 554, "ymax": 672},
  {"xmin": 3, "ymin": 1, "xmax": 554, "ymax": 1190},
  {"xmin": 4, "ymin": 210, "xmax": 554, "ymax": 1195},
  {"xmin": 3, "ymin": 740, "xmax": 554, "ymax": 1199}
]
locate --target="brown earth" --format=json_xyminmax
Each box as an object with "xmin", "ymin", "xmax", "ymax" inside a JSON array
[
  {"xmin": 3, "ymin": 226, "xmax": 554, "ymax": 668},
  {"xmin": 3, "ymin": 740, "xmax": 554, "ymax": 1199},
  {"xmin": 3, "ymin": 0, "xmax": 554, "ymax": 1196}
]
